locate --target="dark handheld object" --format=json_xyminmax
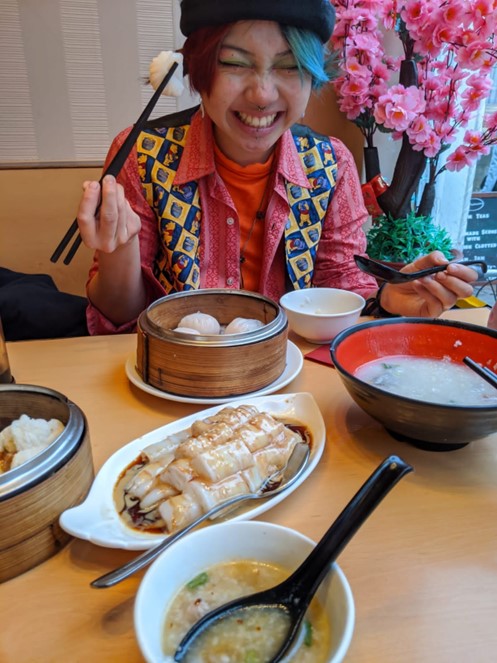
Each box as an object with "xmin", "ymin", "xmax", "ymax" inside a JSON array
[
  {"xmin": 354, "ymin": 255, "xmax": 487, "ymax": 284},
  {"xmin": 50, "ymin": 61, "xmax": 179, "ymax": 265},
  {"xmin": 463, "ymin": 356, "xmax": 497, "ymax": 390},
  {"xmin": 174, "ymin": 455, "xmax": 413, "ymax": 663}
]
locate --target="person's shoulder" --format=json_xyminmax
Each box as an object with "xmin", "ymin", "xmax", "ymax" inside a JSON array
[
  {"xmin": 291, "ymin": 123, "xmax": 350, "ymax": 153},
  {"xmin": 291, "ymin": 122, "xmax": 330, "ymax": 143},
  {"xmin": 328, "ymin": 136, "xmax": 355, "ymax": 161},
  {"xmin": 291, "ymin": 124, "xmax": 357, "ymax": 166}
]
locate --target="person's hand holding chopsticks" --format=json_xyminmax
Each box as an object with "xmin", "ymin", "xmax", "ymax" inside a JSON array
[
  {"xmin": 50, "ymin": 54, "xmax": 181, "ymax": 265},
  {"xmin": 78, "ymin": 175, "xmax": 141, "ymax": 253}
]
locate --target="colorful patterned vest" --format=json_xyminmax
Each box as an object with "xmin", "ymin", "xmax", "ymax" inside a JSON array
[{"xmin": 138, "ymin": 108, "xmax": 338, "ymax": 293}]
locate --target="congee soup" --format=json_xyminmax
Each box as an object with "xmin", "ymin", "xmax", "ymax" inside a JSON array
[
  {"xmin": 162, "ymin": 559, "xmax": 331, "ymax": 662},
  {"xmin": 355, "ymin": 356, "xmax": 497, "ymax": 406}
]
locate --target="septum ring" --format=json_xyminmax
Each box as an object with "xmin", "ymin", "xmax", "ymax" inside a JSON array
[{"xmin": 257, "ymin": 105, "xmax": 266, "ymax": 111}]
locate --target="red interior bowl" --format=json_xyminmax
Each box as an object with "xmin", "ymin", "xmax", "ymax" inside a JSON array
[{"xmin": 330, "ymin": 318, "xmax": 497, "ymax": 451}]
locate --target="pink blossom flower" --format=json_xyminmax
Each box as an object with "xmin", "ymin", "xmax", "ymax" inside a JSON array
[
  {"xmin": 345, "ymin": 58, "xmax": 371, "ymax": 79},
  {"xmin": 330, "ymin": 0, "xmax": 497, "ymax": 176},
  {"xmin": 484, "ymin": 111, "xmax": 497, "ymax": 129},
  {"xmin": 341, "ymin": 77, "xmax": 371, "ymax": 97},
  {"xmin": 407, "ymin": 115, "xmax": 431, "ymax": 143},
  {"xmin": 445, "ymin": 146, "xmax": 478, "ymax": 171},
  {"xmin": 457, "ymin": 41, "xmax": 495, "ymax": 70},
  {"xmin": 401, "ymin": 0, "xmax": 426, "ymax": 29},
  {"xmin": 441, "ymin": 1, "xmax": 465, "ymax": 24},
  {"xmin": 462, "ymin": 130, "xmax": 491, "ymax": 155},
  {"xmin": 374, "ymin": 84, "xmax": 426, "ymax": 131},
  {"xmin": 413, "ymin": 129, "xmax": 442, "ymax": 158}
]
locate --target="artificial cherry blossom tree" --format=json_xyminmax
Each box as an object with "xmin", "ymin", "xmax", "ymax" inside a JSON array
[{"xmin": 330, "ymin": 0, "xmax": 497, "ymax": 219}]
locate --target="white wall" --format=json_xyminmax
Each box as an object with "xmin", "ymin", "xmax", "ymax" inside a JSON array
[{"xmin": 0, "ymin": 0, "xmax": 196, "ymax": 166}]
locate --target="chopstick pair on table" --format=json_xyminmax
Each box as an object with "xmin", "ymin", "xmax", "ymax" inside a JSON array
[{"xmin": 50, "ymin": 62, "xmax": 179, "ymax": 266}]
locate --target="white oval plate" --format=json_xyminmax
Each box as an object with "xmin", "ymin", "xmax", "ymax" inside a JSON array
[
  {"xmin": 125, "ymin": 340, "xmax": 303, "ymax": 405},
  {"xmin": 59, "ymin": 392, "xmax": 325, "ymax": 550}
]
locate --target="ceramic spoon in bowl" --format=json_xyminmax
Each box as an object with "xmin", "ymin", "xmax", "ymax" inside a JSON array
[
  {"xmin": 173, "ymin": 455, "xmax": 413, "ymax": 663},
  {"xmin": 354, "ymin": 255, "xmax": 487, "ymax": 284}
]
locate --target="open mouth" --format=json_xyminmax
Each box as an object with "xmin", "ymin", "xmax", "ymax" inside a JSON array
[{"xmin": 235, "ymin": 111, "xmax": 279, "ymax": 129}]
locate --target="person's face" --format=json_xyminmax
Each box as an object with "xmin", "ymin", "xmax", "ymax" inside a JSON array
[{"xmin": 202, "ymin": 21, "xmax": 312, "ymax": 166}]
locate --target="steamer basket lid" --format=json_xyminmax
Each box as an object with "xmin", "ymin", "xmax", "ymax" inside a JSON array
[{"xmin": 0, "ymin": 384, "xmax": 87, "ymax": 501}]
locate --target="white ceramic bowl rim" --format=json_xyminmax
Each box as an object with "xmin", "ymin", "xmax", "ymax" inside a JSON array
[
  {"xmin": 280, "ymin": 289, "xmax": 365, "ymax": 317},
  {"xmin": 134, "ymin": 520, "xmax": 355, "ymax": 663}
]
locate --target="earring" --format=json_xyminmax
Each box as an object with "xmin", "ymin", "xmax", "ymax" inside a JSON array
[{"xmin": 200, "ymin": 99, "xmax": 205, "ymax": 118}]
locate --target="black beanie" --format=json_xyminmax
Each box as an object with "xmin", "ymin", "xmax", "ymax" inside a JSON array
[{"xmin": 180, "ymin": 0, "xmax": 336, "ymax": 43}]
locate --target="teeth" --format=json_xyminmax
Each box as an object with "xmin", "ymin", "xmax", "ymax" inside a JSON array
[{"xmin": 237, "ymin": 112, "xmax": 277, "ymax": 128}]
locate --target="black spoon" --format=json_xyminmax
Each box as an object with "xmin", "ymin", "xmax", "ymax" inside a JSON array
[
  {"xmin": 354, "ymin": 255, "xmax": 487, "ymax": 284},
  {"xmin": 173, "ymin": 455, "xmax": 413, "ymax": 663}
]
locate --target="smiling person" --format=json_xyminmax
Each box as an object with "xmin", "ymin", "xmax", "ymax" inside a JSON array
[{"xmin": 77, "ymin": 0, "xmax": 478, "ymax": 334}]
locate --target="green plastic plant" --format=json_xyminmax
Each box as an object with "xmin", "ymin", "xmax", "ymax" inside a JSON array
[{"xmin": 366, "ymin": 212, "xmax": 453, "ymax": 263}]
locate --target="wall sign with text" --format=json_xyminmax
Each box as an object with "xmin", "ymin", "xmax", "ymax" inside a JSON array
[{"xmin": 463, "ymin": 194, "xmax": 497, "ymax": 273}]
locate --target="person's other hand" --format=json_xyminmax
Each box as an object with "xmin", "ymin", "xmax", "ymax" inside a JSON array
[
  {"xmin": 77, "ymin": 175, "xmax": 141, "ymax": 253},
  {"xmin": 379, "ymin": 251, "xmax": 477, "ymax": 318}
]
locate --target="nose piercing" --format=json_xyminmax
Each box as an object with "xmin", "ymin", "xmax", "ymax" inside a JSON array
[{"xmin": 257, "ymin": 105, "xmax": 266, "ymax": 111}]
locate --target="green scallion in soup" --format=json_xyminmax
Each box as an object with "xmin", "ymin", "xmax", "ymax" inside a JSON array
[{"xmin": 162, "ymin": 559, "xmax": 331, "ymax": 662}]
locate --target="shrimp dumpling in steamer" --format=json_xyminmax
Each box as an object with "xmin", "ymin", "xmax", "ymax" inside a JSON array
[
  {"xmin": 224, "ymin": 317, "xmax": 264, "ymax": 335},
  {"xmin": 176, "ymin": 311, "xmax": 221, "ymax": 335},
  {"xmin": 172, "ymin": 326, "xmax": 201, "ymax": 334}
]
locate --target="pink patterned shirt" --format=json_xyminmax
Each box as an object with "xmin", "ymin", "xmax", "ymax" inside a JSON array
[{"xmin": 86, "ymin": 111, "xmax": 377, "ymax": 334}]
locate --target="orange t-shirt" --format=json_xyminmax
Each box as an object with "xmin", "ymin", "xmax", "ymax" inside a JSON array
[{"xmin": 214, "ymin": 145, "xmax": 274, "ymax": 292}]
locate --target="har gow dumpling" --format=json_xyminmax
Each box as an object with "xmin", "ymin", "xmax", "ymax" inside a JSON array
[
  {"xmin": 224, "ymin": 317, "xmax": 264, "ymax": 335},
  {"xmin": 177, "ymin": 312, "xmax": 221, "ymax": 335},
  {"xmin": 172, "ymin": 327, "xmax": 201, "ymax": 334}
]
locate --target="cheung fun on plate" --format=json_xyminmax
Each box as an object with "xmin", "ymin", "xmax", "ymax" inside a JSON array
[{"xmin": 59, "ymin": 393, "xmax": 325, "ymax": 550}]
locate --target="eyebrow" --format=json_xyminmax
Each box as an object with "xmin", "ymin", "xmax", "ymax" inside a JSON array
[{"xmin": 219, "ymin": 43, "xmax": 293, "ymax": 59}]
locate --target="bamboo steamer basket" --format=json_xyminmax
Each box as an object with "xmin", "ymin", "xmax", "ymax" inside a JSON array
[
  {"xmin": 137, "ymin": 289, "xmax": 288, "ymax": 398},
  {"xmin": 0, "ymin": 384, "xmax": 94, "ymax": 582}
]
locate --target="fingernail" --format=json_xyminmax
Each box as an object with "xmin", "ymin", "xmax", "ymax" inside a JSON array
[{"xmin": 89, "ymin": 181, "xmax": 99, "ymax": 190}]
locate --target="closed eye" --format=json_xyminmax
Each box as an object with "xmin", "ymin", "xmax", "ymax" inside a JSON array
[
  {"xmin": 218, "ymin": 60, "xmax": 250, "ymax": 70},
  {"xmin": 274, "ymin": 64, "xmax": 299, "ymax": 74}
]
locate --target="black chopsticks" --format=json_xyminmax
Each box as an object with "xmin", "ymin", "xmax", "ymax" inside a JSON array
[
  {"xmin": 50, "ymin": 61, "xmax": 179, "ymax": 265},
  {"xmin": 463, "ymin": 356, "xmax": 497, "ymax": 390}
]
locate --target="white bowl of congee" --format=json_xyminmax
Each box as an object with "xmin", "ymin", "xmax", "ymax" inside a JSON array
[
  {"xmin": 330, "ymin": 317, "xmax": 497, "ymax": 452},
  {"xmin": 134, "ymin": 520, "xmax": 355, "ymax": 663}
]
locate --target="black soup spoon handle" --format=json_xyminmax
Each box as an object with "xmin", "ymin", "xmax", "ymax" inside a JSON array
[
  {"xmin": 354, "ymin": 255, "xmax": 487, "ymax": 283},
  {"xmin": 174, "ymin": 455, "xmax": 413, "ymax": 663},
  {"xmin": 281, "ymin": 455, "xmax": 412, "ymax": 606},
  {"xmin": 263, "ymin": 454, "xmax": 413, "ymax": 660}
]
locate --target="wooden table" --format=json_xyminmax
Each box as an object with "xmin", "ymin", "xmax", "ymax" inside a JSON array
[{"xmin": 1, "ymin": 309, "xmax": 497, "ymax": 663}]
